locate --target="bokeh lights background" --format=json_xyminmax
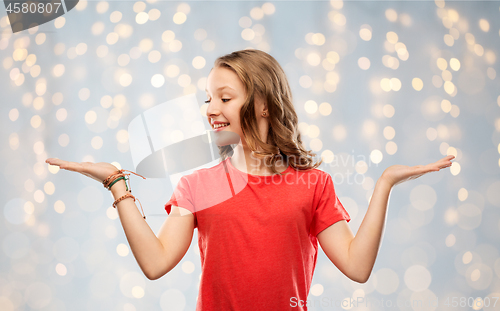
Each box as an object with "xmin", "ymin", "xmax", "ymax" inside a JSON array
[{"xmin": 1, "ymin": 0, "xmax": 500, "ymax": 310}]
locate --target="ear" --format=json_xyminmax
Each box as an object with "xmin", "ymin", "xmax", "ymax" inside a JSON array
[{"xmin": 255, "ymin": 93, "xmax": 268, "ymax": 116}]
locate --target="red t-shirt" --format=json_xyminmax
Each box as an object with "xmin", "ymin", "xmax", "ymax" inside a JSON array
[{"xmin": 165, "ymin": 157, "xmax": 351, "ymax": 311}]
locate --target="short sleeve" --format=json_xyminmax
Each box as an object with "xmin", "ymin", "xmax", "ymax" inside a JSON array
[
  {"xmin": 310, "ymin": 173, "xmax": 350, "ymax": 237},
  {"xmin": 164, "ymin": 176, "xmax": 197, "ymax": 228}
]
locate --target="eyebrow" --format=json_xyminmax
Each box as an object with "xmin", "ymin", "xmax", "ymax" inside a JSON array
[{"xmin": 205, "ymin": 86, "xmax": 235, "ymax": 93}]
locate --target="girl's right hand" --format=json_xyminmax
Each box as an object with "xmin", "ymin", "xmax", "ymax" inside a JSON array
[{"xmin": 45, "ymin": 158, "xmax": 121, "ymax": 184}]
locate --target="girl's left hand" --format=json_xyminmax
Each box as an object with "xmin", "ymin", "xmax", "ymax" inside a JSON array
[{"xmin": 381, "ymin": 155, "xmax": 455, "ymax": 187}]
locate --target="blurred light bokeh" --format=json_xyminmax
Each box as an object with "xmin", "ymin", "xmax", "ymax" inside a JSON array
[{"xmin": 1, "ymin": 0, "xmax": 499, "ymax": 310}]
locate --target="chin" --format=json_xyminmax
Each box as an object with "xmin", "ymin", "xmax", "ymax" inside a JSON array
[{"xmin": 211, "ymin": 130, "xmax": 241, "ymax": 146}]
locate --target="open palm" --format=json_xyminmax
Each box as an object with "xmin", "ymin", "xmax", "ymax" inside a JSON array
[
  {"xmin": 45, "ymin": 158, "xmax": 121, "ymax": 184},
  {"xmin": 382, "ymin": 155, "xmax": 455, "ymax": 187}
]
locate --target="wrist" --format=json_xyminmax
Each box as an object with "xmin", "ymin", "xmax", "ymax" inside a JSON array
[
  {"xmin": 378, "ymin": 174, "xmax": 394, "ymax": 189},
  {"xmin": 110, "ymin": 179, "xmax": 128, "ymax": 197}
]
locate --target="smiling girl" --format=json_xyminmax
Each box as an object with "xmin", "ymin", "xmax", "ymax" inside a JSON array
[{"xmin": 46, "ymin": 49, "xmax": 454, "ymax": 311}]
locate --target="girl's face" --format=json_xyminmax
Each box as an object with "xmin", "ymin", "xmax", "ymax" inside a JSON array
[{"xmin": 205, "ymin": 66, "xmax": 247, "ymax": 145}]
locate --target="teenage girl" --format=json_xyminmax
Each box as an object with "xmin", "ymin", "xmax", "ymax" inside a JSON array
[{"xmin": 46, "ymin": 49, "xmax": 455, "ymax": 310}]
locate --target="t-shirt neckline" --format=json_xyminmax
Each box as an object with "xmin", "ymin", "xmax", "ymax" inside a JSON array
[{"xmin": 225, "ymin": 156, "xmax": 292, "ymax": 178}]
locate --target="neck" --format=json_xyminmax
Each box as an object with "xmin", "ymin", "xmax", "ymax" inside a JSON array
[{"xmin": 230, "ymin": 142, "xmax": 287, "ymax": 176}]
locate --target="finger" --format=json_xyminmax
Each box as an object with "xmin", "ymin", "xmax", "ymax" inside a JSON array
[
  {"xmin": 420, "ymin": 164, "xmax": 436, "ymax": 172},
  {"xmin": 431, "ymin": 162, "xmax": 447, "ymax": 169},
  {"xmin": 441, "ymin": 158, "xmax": 454, "ymax": 166},
  {"xmin": 432, "ymin": 156, "xmax": 454, "ymax": 167},
  {"xmin": 45, "ymin": 158, "xmax": 71, "ymax": 168},
  {"xmin": 422, "ymin": 164, "xmax": 441, "ymax": 172},
  {"xmin": 45, "ymin": 158, "xmax": 63, "ymax": 165},
  {"xmin": 433, "ymin": 155, "xmax": 453, "ymax": 162},
  {"xmin": 46, "ymin": 158, "xmax": 83, "ymax": 172},
  {"xmin": 413, "ymin": 166, "xmax": 433, "ymax": 176},
  {"xmin": 442, "ymin": 155, "xmax": 455, "ymax": 163},
  {"xmin": 434, "ymin": 162, "xmax": 453, "ymax": 170}
]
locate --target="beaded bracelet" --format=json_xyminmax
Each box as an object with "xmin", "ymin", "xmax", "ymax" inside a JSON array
[{"xmin": 113, "ymin": 192, "xmax": 135, "ymax": 208}]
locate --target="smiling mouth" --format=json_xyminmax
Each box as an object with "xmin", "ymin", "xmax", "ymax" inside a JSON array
[{"xmin": 213, "ymin": 123, "xmax": 230, "ymax": 130}]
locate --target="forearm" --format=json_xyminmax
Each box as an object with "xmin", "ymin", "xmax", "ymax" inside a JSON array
[
  {"xmin": 348, "ymin": 176, "xmax": 393, "ymax": 282},
  {"xmin": 111, "ymin": 179, "xmax": 166, "ymax": 279}
]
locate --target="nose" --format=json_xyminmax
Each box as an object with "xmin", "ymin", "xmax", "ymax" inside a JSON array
[{"xmin": 206, "ymin": 100, "xmax": 220, "ymax": 119}]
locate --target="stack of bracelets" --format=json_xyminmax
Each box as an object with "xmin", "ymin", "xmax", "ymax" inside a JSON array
[{"xmin": 102, "ymin": 169, "xmax": 147, "ymax": 219}]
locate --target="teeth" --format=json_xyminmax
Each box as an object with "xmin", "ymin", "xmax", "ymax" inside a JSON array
[{"xmin": 214, "ymin": 123, "xmax": 229, "ymax": 129}]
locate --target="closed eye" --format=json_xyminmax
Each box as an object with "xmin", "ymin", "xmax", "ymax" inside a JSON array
[{"xmin": 204, "ymin": 99, "xmax": 230, "ymax": 103}]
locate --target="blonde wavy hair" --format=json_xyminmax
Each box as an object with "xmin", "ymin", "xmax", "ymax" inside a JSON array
[{"xmin": 213, "ymin": 49, "xmax": 323, "ymax": 174}]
